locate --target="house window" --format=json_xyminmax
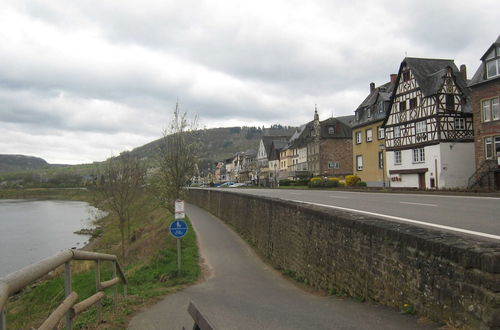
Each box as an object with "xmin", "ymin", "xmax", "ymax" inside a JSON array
[
  {"xmin": 454, "ymin": 118, "xmax": 465, "ymax": 130},
  {"xmin": 415, "ymin": 121, "xmax": 426, "ymax": 134},
  {"xmin": 377, "ymin": 126, "xmax": 385, "ymax": 139},
  {"xmin": 355, "ymin": 111, "xmax": 360, "ymax": 121},
  {"xmin": 356, "ymin": 131, "xmax": 362, "ymax": 144},
  {"xmin": 378, "ymin": 152, "xmax": 384, "ymax": 169},
  {"xmin": 486, "ymin": 52, "xmax": 500, "ymax": 79},
  {"xmin": 394, "ymin": 150, "xmax": 402, "ymax": 165},
  {"xmin": 412, "ymin": 148, "xmax": 425, "ymax": 163},
  {"xmin": 328, "ymin": 126, "xmax": 335, "ymax": 134},
  {"xmin": 399, "ymin": 101, "xmax": 406, "ymax": 112},
  {"xmin": 445, "ymin": 94, "xmax": 455, "ymax": 110},
  {"xmin": 366, "ymin": 128, "xmax": 373, "ymax": 142},
  {"xmin": 496, "ymin": 136, "xmax": 500, "ymax": 158},
  {"xmin": 394, "ymin": 126, "xmax": 401, "ymax": 138},
  {"xmin": 485, "ymin": 137, "xmax": 493, "ymax": 159},
  {"xmin": 367, "ymin": 108, "xmax": 372, "ymax": 118},
  {"xmin": 379, "ymin": 101, "xmax": 385, "ymax": 113},
  {"xmin": 356, "ymin": 155, "xmax": 363, "ymax": 171},
  {"xmin": 409, "ymin": 98, "xmax": 417, "ymax": 109},
  {"xmin": 403, "ymin": 70, "xmax": 410, "ymax": 82},
  {"xmin": 482, "ymin": 97, "xmax": 499, "ymax": 122}
]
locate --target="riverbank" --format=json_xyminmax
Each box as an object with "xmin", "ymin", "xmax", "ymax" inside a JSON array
[{"xmin": 1, "ymin": 188, "xmax": 201, "ymax": 329}]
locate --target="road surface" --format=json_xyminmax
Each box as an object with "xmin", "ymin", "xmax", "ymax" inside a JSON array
[
  {"xmin": 221, "ymin": 188, "xmax": 500, "ymax": 240},
  {"xmin": 128, "ymin": 204, "xmax": 437, "ymax": 330}
]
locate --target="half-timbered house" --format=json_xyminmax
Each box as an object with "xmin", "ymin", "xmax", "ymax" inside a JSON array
[{"xmin": 383, "ymin": 57, "xmax": 474, "ymax": 189}]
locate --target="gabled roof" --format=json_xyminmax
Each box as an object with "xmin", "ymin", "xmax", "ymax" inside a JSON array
[
  {"xmin": 353, "ymin": 80, "xmax": 395, "ymax": 128},
  {"xmin": 469, "ymin": 34, "xmax": 500, "ymax": 87},
  {"xmin": 401, "ymin": 57, "xmax": 469, "ymax": 97},
  {"xmin": 320, "ymin": 116, "xmax": 355, "ymax": 138},
  {"xmin": 260, "ymin": 135, "xmax": 292, "ymax": 157}
]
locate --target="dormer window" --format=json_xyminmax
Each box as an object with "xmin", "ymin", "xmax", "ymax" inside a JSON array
[
  {"xmin": 328, "ymin": 126, "xmax": 335, "ymax": 134},
  {"xmin": 485, "ymin": 48, "xmax": 500, "ymax": 79},
  {"xmin": 367, "ymin": 108, "xmax": 372, "ymax": 118}
]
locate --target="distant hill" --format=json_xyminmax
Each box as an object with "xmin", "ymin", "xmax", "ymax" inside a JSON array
[
  {"xmin": 129, "ymin": 125, "xmax": 296, "ymax": 171},
  {"xmin": 0, "ymin": 154, "xmax": 50, "ymax": 172}
]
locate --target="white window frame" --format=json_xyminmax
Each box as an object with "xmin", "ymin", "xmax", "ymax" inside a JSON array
[
  {"xmin": 485, "ymin": 137, "xmax": 493, "ymax": 159},
  {"xmin": 394, "ymin": 126, "xmax": 401, "ymax": 138},
  {"xmin": 356, "ymin": 155, "xmax": 363, "ymax": 171},
  {"xmin": 486, "ymin": 58, "xmax": 500, "ymax": 79},
  {"xmin": 412, "ymin": 148, "xmax": 425, "ymax": 163},
  {"xmin": 454, "ymin": 118, "xmax": 465, "ymax": 130},
  {"xmin": 366, "ymin": 128, "xmax": 373, "ymax": 142},
  {"xmin": 415, "ymin": 121, "xmax": 426, "ymax": 134},
  {"xmin": 377, "ymin": 126, "xmax": 385, "ymax": 139},
  {"xmin": 482, "ymin": 97, "xmax": 500, "ymax": 122},
  {"xmin": 356, "ymin": 131, "xmax": 362, "ymax": 144},
  {"xmin": 394, "ymin": 150, "xmax": 402, "ymax": 165}
]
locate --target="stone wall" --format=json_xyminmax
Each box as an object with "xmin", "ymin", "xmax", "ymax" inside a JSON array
[{"xmin": 188, "ymin": 189, "xmax": 500, "ymax": 329}]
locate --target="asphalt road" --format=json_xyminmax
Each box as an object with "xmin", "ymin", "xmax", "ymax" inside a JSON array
[
  {"xmin": 221, "ymin": 188, "xmax": 500, "ymax": 240},
  {"xmin": 128, "ymin": 204, "xmax": 437, "ymax": 330}
]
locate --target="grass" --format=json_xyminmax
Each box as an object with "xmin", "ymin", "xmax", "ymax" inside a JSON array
[{"xmin": 2, "ymin": 188, "xmax": 200, "ymax": 329}]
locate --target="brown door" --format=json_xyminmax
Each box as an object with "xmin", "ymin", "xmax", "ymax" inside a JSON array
[
  {"xmin": 418, "ymin": 173, "xmax": 426, "ymax": 189},
  {"xmin": 495, "ymin": 172, "xmax": 500, "ymax": 191}
]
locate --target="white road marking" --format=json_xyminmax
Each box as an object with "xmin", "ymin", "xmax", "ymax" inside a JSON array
[
  {"xmin": 399, "ymin": 202, "xmax": 437, "ymax": 207},
  {"xmin": 289, "ymin": 192, "xmax": 302, "ymax": 195},
  {"xmin": 288, "ymin": 199, "xmax": 500, "ymax": 241},
  {"xmin": 319, "ymin": 190, "xmax": 500, "ymax": 200},
  {"xmin": 329, "ymin": 195, "xmax": 348, "ymax": 199}
]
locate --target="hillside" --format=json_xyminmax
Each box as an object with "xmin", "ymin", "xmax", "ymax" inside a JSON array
[
  {"xmin": 130, "ymin": 125, "xmax": 295, "ymax": 171},
  {"xmin": 0, "ymin": 155, "xmax": 49, "ymax": 172}
]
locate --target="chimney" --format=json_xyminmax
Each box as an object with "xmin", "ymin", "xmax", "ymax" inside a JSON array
[
  {"xmin": 370, "ymin": 82, "xmax": 375, "ymax": 93},
  {"xmin": 390, "ymin": 74, "xmax": 397, "ymax": 84},
  {"xmin": 460, "ymin": 64, "xmax": 467, "ymax": 80}
]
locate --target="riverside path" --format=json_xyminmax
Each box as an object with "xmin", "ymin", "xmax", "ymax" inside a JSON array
[{"xmin": 128, "ymin": 204, "xmax": 438, "ymax": 330}]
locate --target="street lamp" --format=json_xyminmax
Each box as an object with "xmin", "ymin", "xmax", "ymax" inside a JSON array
[
  {"xmin": 379, "ymin": 143, "xmax": 386, "ymax": 188},
  {"xmin": 274, "ymin": 163, "xmax": 277, "ymax": 188}
]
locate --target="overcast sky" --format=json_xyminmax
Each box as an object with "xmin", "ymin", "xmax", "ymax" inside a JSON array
[{"xmin": 0, "ymin": 0, "xmax": 498, "ymax": 164}]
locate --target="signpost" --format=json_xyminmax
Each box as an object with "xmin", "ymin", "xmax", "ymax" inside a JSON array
[{"xmin": 170, "ymin": 200, "xmax": 188, "ymax": 273}]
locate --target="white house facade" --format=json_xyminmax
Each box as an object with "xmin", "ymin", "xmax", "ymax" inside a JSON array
[{"xmin": 384, "ymin": 57, "xmax": 475, "ymax": 189}]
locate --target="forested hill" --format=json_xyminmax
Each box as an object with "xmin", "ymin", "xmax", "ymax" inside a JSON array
[
  {"xmin": 0, "ymin": 154, "xmax": 50, "ymax": 172},
  {"xmin": 130, "ymin": 125, "xmax": 296, "ymax": 169}
]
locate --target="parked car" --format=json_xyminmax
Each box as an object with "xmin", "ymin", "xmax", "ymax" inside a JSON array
[{"xmin": 229, "ymin": 183, "xmax": 246, "ymax": 188}]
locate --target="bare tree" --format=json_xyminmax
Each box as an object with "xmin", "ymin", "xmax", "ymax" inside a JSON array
[
  {"xmin": 95, "ymin": 151, "xmax": 146, "ymax": 259},
  {"xmin": 152, "ymin": 101, "xmax": 200, "ymax": 212}
]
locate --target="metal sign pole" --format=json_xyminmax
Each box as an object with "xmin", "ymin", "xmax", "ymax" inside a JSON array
[{"xmin": 177, "ymin": 238, "xmax": 181, "ymax": 274}]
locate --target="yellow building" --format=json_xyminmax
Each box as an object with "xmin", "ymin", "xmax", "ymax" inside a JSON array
[{"xmin": 352, "ymin": 78, "xmax": 395, "ymax": 187}]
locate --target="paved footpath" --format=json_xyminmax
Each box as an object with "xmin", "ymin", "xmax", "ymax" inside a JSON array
[{"xmin": 128, "ymin": 204, "xmax": 438, "ymax": 330}]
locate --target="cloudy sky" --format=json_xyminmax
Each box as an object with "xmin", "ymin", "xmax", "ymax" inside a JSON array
[{"xmin": 0, "ymin": 0, "xmax": 498, "ymax": 164}]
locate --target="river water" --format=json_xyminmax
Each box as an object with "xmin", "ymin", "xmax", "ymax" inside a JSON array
[{"xmin": 0, "ymin": 199, "xmax": 104, "ymax": 277}]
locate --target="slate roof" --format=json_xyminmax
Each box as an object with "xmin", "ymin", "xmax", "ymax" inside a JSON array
[
  {"xmin": 261, "ymin": 135, "xmax": 292, "ymax": 157},
  {"xmin": 353, "ymin": 81, "xmax": 395, "ymax": 129},
  {"xmin": 469, "ymin": 35, "xmax": 500, "ymax": 87},
  {"xmin": 401, "ymin": 57, "xmax": 470, "ymax": 98}
]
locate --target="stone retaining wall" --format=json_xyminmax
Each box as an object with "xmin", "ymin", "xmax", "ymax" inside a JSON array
[{"xmin": 187, "ymin": 189, "xmax": 500, "ymax": 329}]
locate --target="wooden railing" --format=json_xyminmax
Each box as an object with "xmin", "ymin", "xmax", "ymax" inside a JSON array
[{"xmin": 0, "ymin": 249, "xmax": 127, "ymax": 330}]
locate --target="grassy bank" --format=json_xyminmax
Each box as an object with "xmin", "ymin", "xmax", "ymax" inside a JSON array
[{"xmin": 1, "ymin": 188, "xmax": 200, "ymax": 329}]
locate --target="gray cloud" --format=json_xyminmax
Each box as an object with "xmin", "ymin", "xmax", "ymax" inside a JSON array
[{"xmin": 0, "ymin": 0, "xmax": 498, "ymax": 163}]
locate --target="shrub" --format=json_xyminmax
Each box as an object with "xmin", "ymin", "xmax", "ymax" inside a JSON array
[
  {"xmin": 309, "ymin": 177, "xmax": 323, "ymax": 188},
  {"xmin": 295, "ymin": 179, "xmax": 309, "ymax": 186},
  {"xmin": 323, "ymin": 177, "xmax": 340, "ymax": 188},
  {"xmin": 279, "ymin": 179, "xmax": 292, "ymax": 186},
  {"xmin": 356, "ymin": 181, "xmax": 367, "ymax": 187},
  {"xmin": 345, "ymin": 175, "xmax": 361, "ymax": 186}
]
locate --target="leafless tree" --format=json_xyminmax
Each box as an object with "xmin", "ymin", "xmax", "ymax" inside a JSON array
[
  {"xmin": 95, "ymin": 151, "xmax": 146, "ymax": 259},
  {"xmin": 152, "ymin": 101, "xmax": 200, "ymax": 213}
]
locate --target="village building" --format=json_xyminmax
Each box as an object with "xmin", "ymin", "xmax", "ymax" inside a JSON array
[
  {"xmin": 256, "ymin": 135, "xmax": 291, "ymax": 185},
  {"xmin": 384, "ymin": 57, "xmax": 474, "ymax": 189},
  {"xmin": 352, "ymin": 76, "xmax": 396, "ymax": 187},
  {"xmin": 468, "ymin": 35, "xmax": 500, "ymax": 190},
  {"xmin": 278, "ymin": 109, "xmax": 354, "ymax": 179}
]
